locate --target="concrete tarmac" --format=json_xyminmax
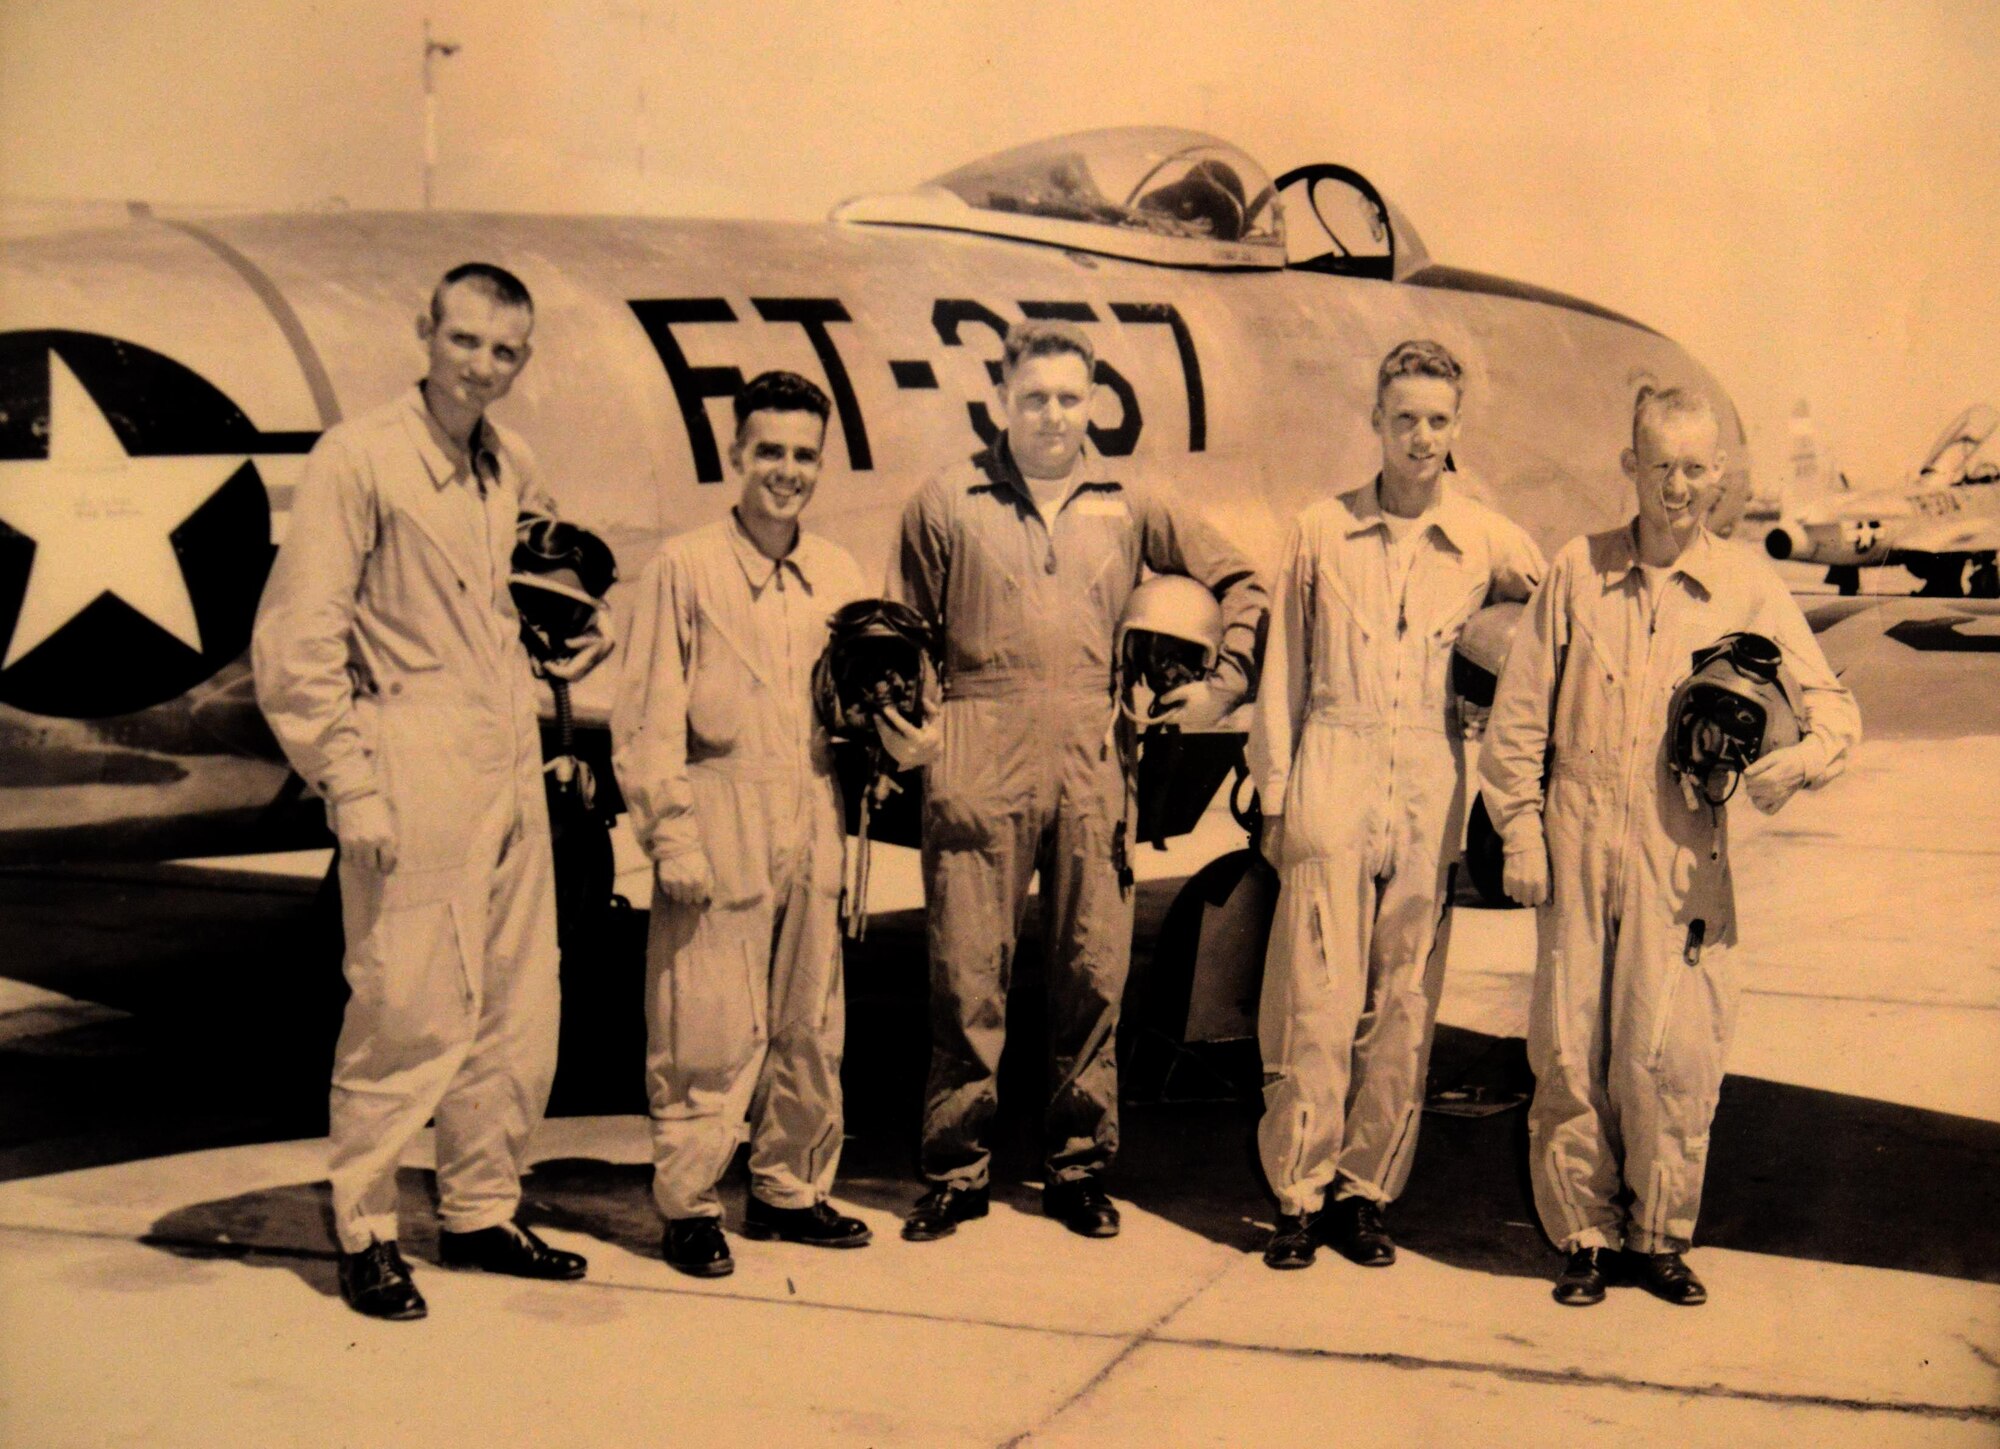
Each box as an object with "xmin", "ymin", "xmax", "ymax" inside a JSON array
[{"xmin": 3, "ymin": 666, "xmax": 1998, "ymax": 1443}]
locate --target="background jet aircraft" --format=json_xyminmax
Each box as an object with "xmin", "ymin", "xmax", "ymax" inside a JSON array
[
  {"xmin": 0, "ymin": 126, "xmax": 1962, "ymax": 918},
  {"xmin": 1764, "ymin": 403, "xmax": 2000, "ymax": 597}
]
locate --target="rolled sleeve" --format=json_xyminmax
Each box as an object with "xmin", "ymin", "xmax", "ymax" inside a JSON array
[{"xmin": 1490, "ymin": 517, "xmax": 1546, "ymax": 605}]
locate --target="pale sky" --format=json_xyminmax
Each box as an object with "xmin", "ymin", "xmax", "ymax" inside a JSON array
[{"xmin": 3, "ymin": 0, "xmax": 1994, "ymax": 495}]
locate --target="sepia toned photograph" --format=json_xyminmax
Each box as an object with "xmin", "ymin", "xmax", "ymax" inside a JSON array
[{"xmin": 1, "ymin": 2, "xmax": 1995, "ymax": 1443}]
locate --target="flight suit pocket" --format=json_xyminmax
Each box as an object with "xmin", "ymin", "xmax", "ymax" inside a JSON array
[
  {"xmin": 954, "ymin": 524, "xmax": 1031, "ymax": 668},
  {"xmin": 369, "ymin": 500, "xmax": 467, "ymax": 660},
  {"xmin": 671, "ymin": 931, "xmax": 761, "ymax": 1079},
  {"xmin": 1432, "ymin": 569, "xmax": 1491, "ymax": 645},
  {"xmin": 687, "ymin": 603, "xmax": 764, "ymax": 753},
  {"xmin": 689, "ymin": 772, "xmax": 771, "ymax": 910},
  {"xmin": 1647, "ymin": 953, "xmax": 1687, "ymax": 1075},
  {"xmin": 347, "ymin": 895, "xmax": 475, "ymax": 1054}
]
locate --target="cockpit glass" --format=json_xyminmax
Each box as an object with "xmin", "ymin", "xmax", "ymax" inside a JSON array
[{"xmin": 928, "ymin": 129, "xmax": 1283, "ymax": 251}]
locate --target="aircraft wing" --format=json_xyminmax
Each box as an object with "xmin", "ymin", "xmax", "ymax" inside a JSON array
[
  {"xmin": 1897, "ymin": 516, "xmax": 2000, "ymax": 556},
  {"xmin": 1806, "ymin": 595, "xmax": 2000, "ymax": 742}
]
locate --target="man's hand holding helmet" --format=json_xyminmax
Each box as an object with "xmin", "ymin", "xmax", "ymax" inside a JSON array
[
  {"xmin": 1741, "ymin": 738, "xmax": 1824, "ymax": 815},
  {"xmin": 1116, "ymin": 575, "xmax": 1228, "ymax": 728},
  {"xmin": 874, "ymin": 704, "xmax": 941, "ymax": 770},
  {"xmin": 512, "ymin": 513, "xmax": 619, "ymax": 682},
  {"xmin": 654, "ymin": 847, "xmax": 714, "ymax": 907},
  {"xmin": 335, "ymin": 793, "xmax": 399, "ymax": 875},
  {"xmin": 535, "ymin": 603, "xmax": 617, "ymax": 683},
  {"xmin": 1151, "ymin": 677, "xmax": 1236, "ymax": 730}
]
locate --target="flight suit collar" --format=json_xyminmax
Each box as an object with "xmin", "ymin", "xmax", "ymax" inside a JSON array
[
  {"xmin": 726, "ymin": 507, "xmax": 825, "ymax": 593},
  {"xmin": 1338, "ymin": 474, "xmax": 1475, "ymax": 554},
  {"xmin": 402, "ymin": 384, "xmax": 502, "ymax": 493},
  {"xmin": 1601, "ymin": 518, "xmax": 1722, "ymax": 597},
  {"xmin": 971, "ymin": 435, "xmax": 1122, "ymax": 514}
]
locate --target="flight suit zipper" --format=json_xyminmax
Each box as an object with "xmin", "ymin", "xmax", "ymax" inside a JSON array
[
  {"xmin": 1610, "ymin": 574, "xmax": 1665, "ymax": 907},
  {"xmin": 1380, "ymin": 531, "xmax": 1425, "ymax": 873}
]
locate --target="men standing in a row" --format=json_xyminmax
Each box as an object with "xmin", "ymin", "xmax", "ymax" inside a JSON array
[
  {"xmin": 254, "ymin": 264, "xmax": 608, "ymax": 1321},
  {"xmin": 612, "ymin": 371, "xmax": 874, "ymax": 1278},
  {"xmin": 1250, "ymin": 341, "xmax": 1543, "ymax": 1271},
  {"xmin": 1481, "ymin": 386, "xmax": 1859, "ymax": 1306},
  {"xmin": 879, "ymin": 321, "xmax": 1267, "ymax": 1242}
]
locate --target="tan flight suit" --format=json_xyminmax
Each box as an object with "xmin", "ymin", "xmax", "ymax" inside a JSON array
[
  {"xmin": 611, "ymin": 514, "xmax": 866, "ymax": 1221},
  {"xmin": 1249, "ymin": 479, "xmax": 1542, "ymax": 1217},
  {"xmin": 1481, "ymin": 525, "xmax": 1859, "ymax": 1253},
  {"xmin": 892, "ymin": 438, "xmax": 1266, "ymax": 1190},
  {"xmin": 253, "ymin": 386, "xmax": 560, "ymax": 1255}
]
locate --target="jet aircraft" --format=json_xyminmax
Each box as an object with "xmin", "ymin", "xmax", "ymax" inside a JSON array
[
  {"xmin": 0, "ymin": 125, "xmax": 1954, "ymax": 929},
  {"xmin": 1764, "ymin": 403, "xmax": 2000, "ymax": 597}
]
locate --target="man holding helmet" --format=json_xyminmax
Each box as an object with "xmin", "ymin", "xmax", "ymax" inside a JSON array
[
  {"xmin": 1249, "ymin": 339, "xmax": 1543, "ymax": 1272},
  {"xmin": 1481, "ymin": 385, "xmax": 1860, "ymax": 1307},
  {"xmin": 612, "ymin": 370, "xmax": 872, "ymax": 1278},
  {"xmin": 880, "ymin": 319, "xmax": 1266, "ymax": 1241}
]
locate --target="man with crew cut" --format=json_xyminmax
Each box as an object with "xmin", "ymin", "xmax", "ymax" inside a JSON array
[
  {"xmin": 255, "ymin": 263, "xmax": 609, "ymax": 1320},
  {"xmin": 1250, "ymin": 339, "xmax": 1543, "ymax": 1271},
  {"xmin": 879, "ymin": 319, "xmax": 1267, "ymax": 1243}
]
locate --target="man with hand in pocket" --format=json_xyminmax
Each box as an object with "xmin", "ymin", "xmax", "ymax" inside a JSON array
[
  {"xmin": 254, "ymin": 263, "xmax": 610, "ymax": 1321},
  {"xmin": 612, "ymin": 370, "xmax": 872, "ymax": 1278}
]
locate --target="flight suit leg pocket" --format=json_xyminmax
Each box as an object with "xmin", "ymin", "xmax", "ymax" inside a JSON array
[
  {"xmin": 669, "ymin": 916, "xmax": 762, "ymax": 1081},
  {"xmin": 345, "ymin": 893, "xmax": 474, "ymax": 1070},
  {"xmin": 1647, "ymin": 914, "xmax": 1732, "ymax": 1105}
]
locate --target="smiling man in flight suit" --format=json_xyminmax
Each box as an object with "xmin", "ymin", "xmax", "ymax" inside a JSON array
[
  {"xmin": 254, "ymin": 263, "xmax": 609, "ymax": 1321},
  {"xmin": 1250, "ymin": 340, "xmax": 1543, "ymax": 1271},
  {"xmin": 880, "ymin": 319, "xmax": 1267, "ymax": 1242},
  {"xmin": 1480, "ymin": 386, "xmax": 1859, "ymax": 1307},
  {"xmin": 611, "ymin": 370, "xmax": 872, "ymax": 1279}
]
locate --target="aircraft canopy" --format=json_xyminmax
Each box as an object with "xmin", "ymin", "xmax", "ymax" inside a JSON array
[{"xmin": 833, "ymin": 127, "xmax": 1288, "ymax": 269}]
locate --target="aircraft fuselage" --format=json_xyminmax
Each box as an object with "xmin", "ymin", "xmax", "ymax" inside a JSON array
[{"xmin": 0, "ymin": 205, "xmax": 1740, "ymax": 862}]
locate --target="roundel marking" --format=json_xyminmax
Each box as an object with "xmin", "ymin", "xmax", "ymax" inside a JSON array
[{"xmin": 0, "ymin": 330, "xmax": 301, "ymax": 719}]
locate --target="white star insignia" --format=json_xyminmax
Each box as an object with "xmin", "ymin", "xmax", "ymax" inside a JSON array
[{"xmin": 0, "ymin": 351, "xmax": 246, "ymax": 669}]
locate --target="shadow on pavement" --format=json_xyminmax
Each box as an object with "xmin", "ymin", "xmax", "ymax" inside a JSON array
[{"xmin": 10, "ymin": 865, "xmax": 1996, "ymax": 1287}]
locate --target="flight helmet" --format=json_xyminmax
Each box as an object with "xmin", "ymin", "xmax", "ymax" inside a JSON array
[
  {"xmin": 509, "ymin": 515, "xmax": 618, "ymax": 669},
  {"xmin": 1451, "ymin": 600, "xmax": 1525, "ymax": 708},
  {"xmin": 1116, "ymin": 574, "xmax": 1223, "ymax": 722},
  {"xmin": 1666, "ymin": 632, "xmax": 1801, "ymax": 806},
  {"xmin": 813, "ymin": 598, "xmax": 937, "ymax": 738}
]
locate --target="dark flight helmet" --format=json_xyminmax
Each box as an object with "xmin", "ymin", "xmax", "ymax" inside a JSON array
[{"xmin": 1667, "ymin": 632, "xmax": 1802, "ymax": 806}]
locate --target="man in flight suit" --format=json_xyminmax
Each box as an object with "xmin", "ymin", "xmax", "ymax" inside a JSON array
[
  {"xmin": 1481, "ymin": 386, "xmax": 1860, "ymax": 1306},
  {"xmin": 1249, "ymin": 340, "xmax": 1544, "ymax": 1270},
  {"xmin": 611, "ymin": 371, "xmax": 872, "ymax": 1278},
  {"xmin": 880, "ymin": 320, "xmax": 1267, "ymax": 1241},
  {"xmin": 254, "ymin": 263, "xmax": 610, "ymax": 1320}
]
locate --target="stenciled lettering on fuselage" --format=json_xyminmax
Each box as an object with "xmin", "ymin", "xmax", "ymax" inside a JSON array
[{"xmin": 627, "ymin": 295, "xmax": 1208, "ymax": 484}]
